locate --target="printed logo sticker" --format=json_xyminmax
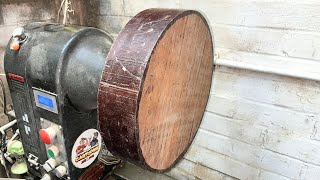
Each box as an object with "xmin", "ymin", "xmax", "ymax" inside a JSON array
[{"xmin": 71, "ymin": 129, "xmax": 102, "ymax": 168}]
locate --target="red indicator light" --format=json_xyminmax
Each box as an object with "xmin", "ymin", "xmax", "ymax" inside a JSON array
[{"xmin": 10, "ymin": 41, "xmax": 20, "ymax": 52}]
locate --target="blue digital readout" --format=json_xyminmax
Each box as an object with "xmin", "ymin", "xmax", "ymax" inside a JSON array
[{"xmin": 37, "ymin": 95, "xmax": 54, "ymax": 108}]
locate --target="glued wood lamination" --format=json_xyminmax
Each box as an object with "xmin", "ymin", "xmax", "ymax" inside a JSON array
[{"xmin": 98, "ymin": 8, "xmax": 213, "ymax": 172}]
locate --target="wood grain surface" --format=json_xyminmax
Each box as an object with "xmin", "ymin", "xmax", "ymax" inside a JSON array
[{"xmin": 98, "ymin": 8, "xmax": 213, "ymax": 172}]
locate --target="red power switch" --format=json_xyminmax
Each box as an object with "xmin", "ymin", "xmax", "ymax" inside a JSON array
[{"xmin": 39, "ymin": 127, "xmax": 56, "ymax": 144}]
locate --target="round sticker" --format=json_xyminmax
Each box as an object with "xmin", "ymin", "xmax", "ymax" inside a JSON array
[{"xmin": 71, "ymin": 129, "xmax": 102, "ymax": 168}]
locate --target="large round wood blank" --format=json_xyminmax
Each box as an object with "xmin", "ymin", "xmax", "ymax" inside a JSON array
[{"xmin": 98, "ymin": 9, "xmax": 213, "ymax": 172}]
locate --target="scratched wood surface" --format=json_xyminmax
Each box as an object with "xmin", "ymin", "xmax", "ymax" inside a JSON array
[{"xmin": 98, "ymin": 8, "xmax": 213, "ymax": 172}]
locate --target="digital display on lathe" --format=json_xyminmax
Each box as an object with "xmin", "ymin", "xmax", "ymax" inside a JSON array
[
  {"xmin": 38, "ymin": 95, "xmax": 54, "ymax": 108},
  {"xmin": 33, "ymin": 88, "xmax": 58, "ymax": 114}
]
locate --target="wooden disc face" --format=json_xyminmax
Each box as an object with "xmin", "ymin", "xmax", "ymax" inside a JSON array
[
  {"xmin": 98, "ymin": 9, "xmax": 213, "ymax": 172},
  {"xmin": 138, "ymin": 14, "xmax": 213, "ymax": 170}
]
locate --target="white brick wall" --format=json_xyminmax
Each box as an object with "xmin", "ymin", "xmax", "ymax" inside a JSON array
[
  {"xmin": 0, "ymin": 1, "xmax": 56, "ymax": 48},
  {"xmin": 98, "ymin": 0, "xmax": 320, "ymax": 179}
]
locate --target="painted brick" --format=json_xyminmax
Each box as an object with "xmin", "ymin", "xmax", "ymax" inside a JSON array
[
  {"xmin": 212, "ymin": 25, "xmax": 320, "ymax": 61},
  {"xmin": 201, "ymin": 111, "xmax": 320, "ymax": 166},
  {"xmin": 264, "ymin": 131, "xmax": 320, "ymax": 166},
  {"xmin": 1, "ymin": 3, "xmax": 53, "ymax": 26},
  {"xmin": 180, "ymin": 0, "xmax": 320, "ymax": 32},
  {"xmin": 213, "ymin": 66, "xmax": 320, "ymax": 113},
  {"xmin": 0, "ymin": 25, "xmax": 16, "ymax": 48},
  {"xmin": 97, "ymin": 15, "xmax": 130, "ymax": 34},
  {"xmin": 212, "ymin": 67, "xmax": 278, "ymax": 106},
  {"xmin": 259, "ymin": 171, "xmax": 290, "ymax": 180},
  {"xmin": 304, "ymin": 165, "xmax": 320, "ymax": 180},
  {"xmin": 311, "ymin": 121, "xmax": 320, "ymax": 141},
  {"xmin": 185, "ymin": 144, "xmax": 261, "ymax": 180},
  {"xmin": 201, "ymin": 112, "xmax": 267, "ymax": 146},
  {"xmin": 207, "ymin": 95, "xmax": 317, "ymax": 136},
  {"xmin": 123, "ymin": 0, "xmax": 179, "ymax": 16},
  {"xmin": 99, "ymin": 0, "xmax": 124, "ymax": 16},
  {"xmin": 194, "ymin": 129, "xmax": 306, "ymax": 179}
]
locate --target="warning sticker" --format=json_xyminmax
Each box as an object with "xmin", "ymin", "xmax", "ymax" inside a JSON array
[{"xmin": 71, "ymin": 129, "xmax": 102, "ymax": 168}]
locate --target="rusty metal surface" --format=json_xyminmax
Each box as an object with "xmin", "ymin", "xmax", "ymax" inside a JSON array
[{"xmin": 98, "ymin": 8, "xmax": 211, "ymax": 172}]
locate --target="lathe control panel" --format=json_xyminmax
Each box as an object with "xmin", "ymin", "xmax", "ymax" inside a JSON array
[{"xmin": 39, "ymin": 117, "xmax": 68, "ymax": 178}]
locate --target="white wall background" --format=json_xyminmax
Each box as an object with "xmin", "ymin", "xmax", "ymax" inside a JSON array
[{"xmin": 97, "ymin": 0, "xmax": 320, "ymax": 179}]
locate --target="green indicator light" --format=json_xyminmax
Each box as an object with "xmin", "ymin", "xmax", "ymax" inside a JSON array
[{"xmin": 48, "ymin": 149, "xmax": 55, "ymax": 158}]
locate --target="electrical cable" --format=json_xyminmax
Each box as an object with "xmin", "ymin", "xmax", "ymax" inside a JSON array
[
  {"xmin": 0, "ymin": 78, "xmax": 8, "ymax": 116},
  {"xmin": 57, "ymin": 0, "xmax": 67, "ymax": 23}
]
